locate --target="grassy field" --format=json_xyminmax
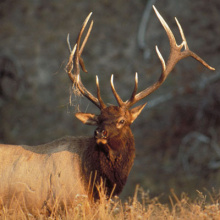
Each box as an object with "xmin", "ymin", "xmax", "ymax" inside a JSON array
[{"xmin": 1, "ymin": 186, "xmax": 219, "ymax": 219}]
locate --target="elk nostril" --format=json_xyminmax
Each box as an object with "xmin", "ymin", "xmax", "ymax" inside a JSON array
[
  {"xmin": 94, "ymin": 129, "xmax": 107, "ymax": 138},
  {"xmin": 94, "ymin": 130, "xmax": 99, "ymax": 137},
  {"xmin": 101, "ymin": 130, "xmax": 107, "ymax": 138}
]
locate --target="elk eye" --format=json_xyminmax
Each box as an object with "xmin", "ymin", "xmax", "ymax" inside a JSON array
[
  {"xmin": 102, "ymin": 130, "xmax": 108, "ymax": 137},
  {"xmin": 119, "ymin": 119, "xmax": 125, "ymax": 125}
]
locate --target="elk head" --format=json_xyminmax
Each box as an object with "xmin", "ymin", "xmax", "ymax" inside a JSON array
[{"xmin": 66, "ymin": 7, "xmax": 215, "ymax": 148}]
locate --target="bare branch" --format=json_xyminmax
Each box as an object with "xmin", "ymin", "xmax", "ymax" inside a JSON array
[{"xmin": 137, "ymin": 0, "xmax": 157, "ymax": 60}]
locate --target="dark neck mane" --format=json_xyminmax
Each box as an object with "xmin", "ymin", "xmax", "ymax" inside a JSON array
[{"xmin": 82, "ymin": 131, "xmax": 135, "ymax": 200}]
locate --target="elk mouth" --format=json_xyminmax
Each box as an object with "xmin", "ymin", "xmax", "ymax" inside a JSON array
[{"xmin": 96, "ymin": 138, "xmax": 108, "ymax": 145}]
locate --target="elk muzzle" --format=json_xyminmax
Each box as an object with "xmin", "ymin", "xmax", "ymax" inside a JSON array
[{"xmin": 94, "ymin": 128, "xmax": 108, "ymax": 145}]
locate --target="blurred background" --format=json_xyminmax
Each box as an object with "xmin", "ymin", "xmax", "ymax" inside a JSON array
[{"xmin": 0, "ymin": 0, "xmax": 220, "ymax": 202}]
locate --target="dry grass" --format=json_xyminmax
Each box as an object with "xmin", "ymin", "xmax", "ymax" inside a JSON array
[{"xmin": 0, "ymin": 186, "xmax": 219, "ymax": 219}]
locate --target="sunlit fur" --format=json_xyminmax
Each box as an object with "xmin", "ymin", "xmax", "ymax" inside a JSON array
[{"xmin": 0, "ymin": 106, "xmax": 137, "ymax": 212}]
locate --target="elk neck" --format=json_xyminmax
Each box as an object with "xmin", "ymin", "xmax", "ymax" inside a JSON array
[{"xmin": 82, "ymin": 127, "xmax": 135, "ymax": 199}]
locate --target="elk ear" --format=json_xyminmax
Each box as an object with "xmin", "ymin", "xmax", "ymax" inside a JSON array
[
  {"xmin": 130, "ymin": 103, "xmax": 147, "ymax": 123},
  {"xmin": 75, "ymin": 113, "xmax": 99, "ymax": 125}
]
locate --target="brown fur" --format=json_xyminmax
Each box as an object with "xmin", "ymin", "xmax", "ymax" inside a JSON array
[
  {"xmin": 0, "ymin": 137, "xmax": 88, "ymax": 212},
  {"xmin": 0, "ymin": 105, "xmax": 136, "ymax": 212}
]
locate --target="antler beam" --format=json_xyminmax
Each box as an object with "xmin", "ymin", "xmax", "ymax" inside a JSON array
[
  {"xmin": 66, "ymin": 12, "xmax": 106, "ymax": 109},
  {"xmin": 125, "ymin": 6, "xmax": 215, "ymax": 108}
]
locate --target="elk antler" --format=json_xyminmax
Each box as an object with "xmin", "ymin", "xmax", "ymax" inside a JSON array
[
  {"xmin": 122, "ymin": 6, "xmax": 215, "ymax": 108},
  {"xmin": 67, "ymin": 8, "xmax": 215, "ymax": 110},
  {"xmin": 66, "ymin": 12, "xmax": 106, "ymax": 109}
]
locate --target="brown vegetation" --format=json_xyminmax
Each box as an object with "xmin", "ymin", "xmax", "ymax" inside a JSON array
[{"xmin": 0, "ymin": 187, "xmax": 219, "ymax": 219}]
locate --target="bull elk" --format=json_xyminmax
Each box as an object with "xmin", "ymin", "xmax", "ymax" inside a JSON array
[{"xmin": 0, "ymin": 6, "xmax": 215, "ymax": 213}]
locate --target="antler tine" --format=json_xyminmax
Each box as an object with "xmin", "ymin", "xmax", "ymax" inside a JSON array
[
  {"xmin": 96, "ymin": 76, "xmax": 107, "ymax": 109},
  {"xmin": 110, "ymin": 75, "xmax": 124, "ymax": 107},
  {"xmin": 126, "ymin": 72, "xmax": 139, "ymax": 107},
  {"xmin": 66, "ymin": 12, "xmax": 106, "ymax": 109},
  {"xmin": 125, "ymin": 6, "xmax": 215, "ymax": 108},
  {"xmin": 66, "ymin": 43, "xmax": 77, "ymax": 83},
  {"xmin": 74, "ymin": 12, "xmax": 92, "ymax": 75},
  {"xmin": 175, "ymin": 17, "xmax": 215, "ymax": 70},
  {"xmin": 67, "ymin": 34, "xmax": 72, "ymax": 53}
]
